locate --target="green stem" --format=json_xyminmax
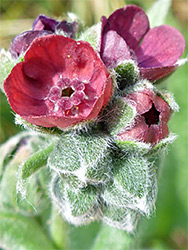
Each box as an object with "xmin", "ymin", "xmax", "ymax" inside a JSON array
[{"xmin": 21, "ymin": 142, "xmax": 55, "ymax": 179}]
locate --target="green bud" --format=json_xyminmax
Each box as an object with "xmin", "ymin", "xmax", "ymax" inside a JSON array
[{"xmin": 115, "ymin": 60, "xmax": 139, "ymax": 91}]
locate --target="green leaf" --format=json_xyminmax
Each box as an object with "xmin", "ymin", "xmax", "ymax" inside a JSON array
[
  {"xmin": 0, "ymin": 161, "xmax": 51, "ymax": 216},
  {"xmin": 21, "ymin": 142, "xmax": 55, "ymax": 179},
  {"xmin": 50, "ymin": 174, "xmax": 100, "ymax": 226},
  {"xmin": 147, "ymin": 0, "xmax": 171, "ymax": 28},
  {"xmin": 105, "ymin": 98, "xmax": 136, "ymax": 137},
  {"xmin": 48, "ymin": 132, "xmax": 112, "ymax": 185},
  {"xmin": 0, "ymin": 131, "xmax": 46, "ymax": 180},
  {"xmin": 115, "ymin": 139, "xmax": 151, "ymax": 155},
  {"xmin": 92, "ymin": 223, "xmax": 135, "ymax": 250},
  {"xmin": 102, "ymin": 204, "xmax": 140, "ymax": 233},
  {"xmin": 0, "ymin": 211, "xmax": 56, "ymax": 250},
  {"xmin": 50, "ymin": 206, "xmax": 68, "ymax": 250},
  {"xmin": 68, "ymin": 222, "xmax": 101, "ymax": 250},
  {"xmin": 0, "ymin": 133, "xmax": 52, "ymax": 215},
  {"xmin": 102, "ymin": 154, "xmax": 157, "ymax": 216}
]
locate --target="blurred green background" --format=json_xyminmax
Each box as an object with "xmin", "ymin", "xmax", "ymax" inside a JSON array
[{"xmin": 0, "ymin": 0, "xmax": 188, "ymax": 249}]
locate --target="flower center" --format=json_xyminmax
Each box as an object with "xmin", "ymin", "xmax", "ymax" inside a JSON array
[
  {"xmin": 61, "ymin": 87, "xmax": 74, "ymax": 97},
  {"xmin": 143, "ymin": 104, "xmax": 160, "ymax": 127}
]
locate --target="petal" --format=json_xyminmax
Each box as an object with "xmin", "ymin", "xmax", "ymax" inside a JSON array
[
  {"xmin": 4, "ymin": 63, "xmax": 48, "ymax": 116},
  {"xmin": 139, "ymin": 65, "xmax": 177, "ymax": 82},
  {"xmin": 117, "ymin": 117, "xmax": 149, "ymax": 142},
  {"xmin": 125, "ymin": 91, "xmax": 153, "ymax": 115},
  {"xmin": 147, "ymin": 122, "xmax": 169, "ymax": 144},
  {"xmin": 153, "ymin": 95, "xmax": 171, "ymax": 122},
  {"xmin": 100, "ymin": 30, "xmax": 131, "ymax": 69},
  {"xmin": 32, "ymin": 15, "xmax": 59, "ymax": 32},
  {"xmin": 9, "ymin": 30, "xmax": 53, "ymax": 58},
  {"xmin": 101, "ymin": 5, "xmax": 149, "ymax": 50},
  {"xmin": 136, "ymin": 25, "xmax": 185, "ymax": 68}
]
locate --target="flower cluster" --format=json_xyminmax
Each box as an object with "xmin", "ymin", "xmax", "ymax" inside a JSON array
[{"xmin": 2, "ymin": 5, "xmax": 185, "ymax": 232}]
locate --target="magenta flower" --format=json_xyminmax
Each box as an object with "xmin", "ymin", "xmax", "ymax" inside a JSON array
[
  {"xmin": 116, "ymin": 89, "xmax": 171, "ymax": 144},
  {"xmin": 4, "ymin": 35, "xmax": 113, "ymax": 129},
  {"xmin": 9, "ymin": 15, "xmax": 78, "ymax": 58},
  {"xmin": 100, "ymin": 5, "xmax": 185, "ymax": 82}
]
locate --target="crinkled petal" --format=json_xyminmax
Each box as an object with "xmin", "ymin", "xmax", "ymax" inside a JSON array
[
  {"xmin": 9, "ymin": 30, "xmax": 53, "ymax": 58},
  {"xmin": 136, "ymin": 25, "xmax": 185, "ymax": 68},
  {"xmin": 100, "ymin": 30, "xmax": 131, "ymax": 69},
  {"xmin": 125, "ymin": 91, "xmax": 153, "ymax": 115},
  {"xmin": 139, "ymin": 65, "xmax": 177, "ymax": 82},
  {"xmin": 101, "ymin": 5, "xmax": 149, "ymax": 50},
  {"xmin": 32, "ymin": 15, "xmax": 59, "ymax": 32}
]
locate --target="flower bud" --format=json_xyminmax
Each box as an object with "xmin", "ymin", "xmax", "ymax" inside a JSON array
[{"xmin": 116, "ymin": 88, "xmax": 171, "ymax": 145}]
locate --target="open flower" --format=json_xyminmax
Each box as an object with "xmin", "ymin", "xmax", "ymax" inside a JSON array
[
  {"xmin": 9, "ymin": 15, "xmax": 78, "ymax": 58},
  {"xmin": 100, "ymin": 5, "xmax": 185, "ymax": 82},
  {"xmin": 4, "ymin": 35, "xmax": 113, "ymax": 129},
  {"xmin": 116, "ymin": 89, "xmax": 171, "ymax": 144}
]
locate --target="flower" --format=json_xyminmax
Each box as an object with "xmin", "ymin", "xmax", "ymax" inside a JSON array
[
  {"xmin": 32, "ymin": 14, "xmax": 78, "ymax": 38},
  {"xmin": 9, "ymin": 15, "xmax": 78, "ymax": 58},
  {"xmin": 100, "ymin": 5, "xmax": 185, "ymax": 82},
  {"xmin": 116, "ymin": 89, "xmax": 171, "ymax": 144},
  {"xmin": 4, "ymin": 35, "xmax": 113, "ymax": 129}
]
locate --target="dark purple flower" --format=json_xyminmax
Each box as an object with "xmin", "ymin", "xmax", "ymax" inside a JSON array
[
  {"xmin": 116, "ymin": 89, "xmax": 171, "ymax": 144},
  {"xmin": 33, "ymin": 14, "xmax": 78, "ymax": 38},
  {"xmin": 100, "ymin": 5, "xmax": 185, "ymax": 82},
  {"xmin": 9, "ymin": 15, "xmax": 78, "ymax": 58},
  {"xmin": 32, "ymin": 15, "xmax": 59, "ymax": 32}
]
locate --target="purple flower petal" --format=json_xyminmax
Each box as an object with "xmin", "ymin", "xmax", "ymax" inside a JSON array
[
  {"xmin": 101, "ymin": 5, "xmax": 149, "ymax": 51},
  {"xmin": 139, "ymin": 65, "xmax": 177, "ymax": 82},
  {"xmin": 9, "ymin": 30, "xmax": 53, "ymax": 58},
  {"xmin": 32, "ymin": 15, "xmax": 59, "ymax": 32},
  {"xmin": 56, "ymin": 21, "xmax": 78, "ymax": 38},
  {"xmin": 135, "ymin": 25, "xmax": 185, "ymax": 68},
  {"xmin": 101, "ymin": 30, "xmax": 131, "ymax": 69}
]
